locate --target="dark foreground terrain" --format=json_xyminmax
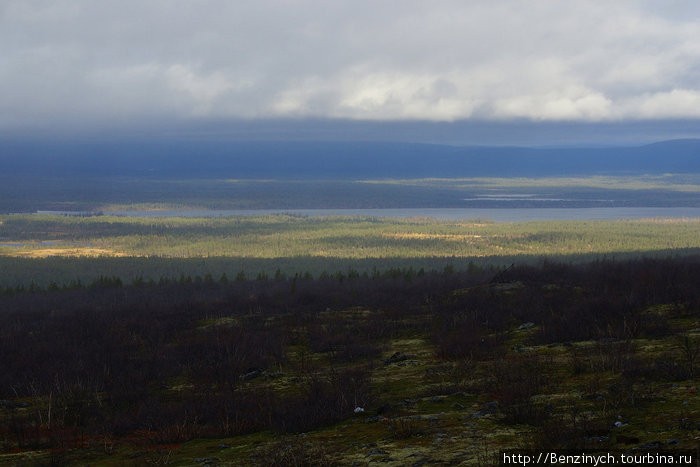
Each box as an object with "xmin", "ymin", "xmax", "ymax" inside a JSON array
[{"xmin": 0, "ymin": 257, "xmax": 698, "ymax": 465}]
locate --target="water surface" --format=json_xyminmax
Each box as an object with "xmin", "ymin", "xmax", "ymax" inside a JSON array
[{"xmin": 90, "ymin": 207, "xmax": 700, "ymax": 222}]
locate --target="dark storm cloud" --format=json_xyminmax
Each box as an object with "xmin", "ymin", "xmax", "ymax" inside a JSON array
[{"xmin": 1, "ymin": 0, "xmax": 700, "ymax": 139}]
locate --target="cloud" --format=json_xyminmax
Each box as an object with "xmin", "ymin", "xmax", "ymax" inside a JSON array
[
  {"xmin": 1, "ymin": 0, "xmax": 700, "ymax": 132},
  {"xmin": 624, "ymin": 89, "xmax": 700, "ymax": 118},
  {"xmin": 493, "ymin": 88, "xmax": 613, "ymax": 121}
]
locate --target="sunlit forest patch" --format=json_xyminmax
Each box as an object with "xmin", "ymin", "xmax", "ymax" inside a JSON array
[
  {"xmin": 381, "ymin": 232, "xmax": 486, "ymax": 241},
  {"xmin": 1, "ymin": 214, "xmax": 698, "ymax": 261},
  {"xmin": 8, "ymin": 247, "xmax": 126, "ymax": 258}
]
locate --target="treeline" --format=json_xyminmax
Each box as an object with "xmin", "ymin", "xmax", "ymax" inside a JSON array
[
  {"xmin": 2, "ymin": 249, "xmax": 699, "ymax": 291},
  {"xmin": 0, "ymin": 264, "xmax": 464, "ymax": 297},
  {"xmin": 0, "ymin": 256, "xmax": 698, "ymax": 460},
  {"xmin": 0, "ymin": 254, "xmax": 506, "ymax": 289}
]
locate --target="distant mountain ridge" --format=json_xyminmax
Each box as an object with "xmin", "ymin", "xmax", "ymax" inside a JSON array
[{"xmin": 1, "ymin": 139, "xmax": 698, "ymax": 179}]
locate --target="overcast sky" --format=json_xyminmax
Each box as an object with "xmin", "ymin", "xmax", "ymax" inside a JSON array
[{"xmin": 2, "ymin": 0, "xmax": 700, "ymax": 144}]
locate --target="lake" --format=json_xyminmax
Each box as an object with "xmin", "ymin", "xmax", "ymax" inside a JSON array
[{"xmin": 85, "ymin": 207, "xmax": 700, "ymax": 222}]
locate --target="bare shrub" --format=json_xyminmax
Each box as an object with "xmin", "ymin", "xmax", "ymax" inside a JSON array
[
  {"xmin": 250, "ymin": 437, "xmax": 339, "ymax": 466},
  {"xmin": 490, "ymin": 355, "xmax": 549, "ymax": 425},
  {"xmin": 386, "ymin": 417, "xmax": 426, "ymax": 439},
  {"xmin": 270, "ymin": 366, "xmax": 373, "ymax": 433}
]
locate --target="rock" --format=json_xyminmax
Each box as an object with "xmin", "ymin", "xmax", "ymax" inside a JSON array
[
  {"xmin": 1, "ymin": 400, "xmax": 29, "ymax": 408},
  {"xmin": 517, "ymin": 322, "xmax": 535, "ymax": 330},
  {"xmin": 239, "ymin": 369, "xmax": 263, "ymax": 381},
  {"xmin": 376, "ymin": 403, "xmax": 392, "ymax": 414},
  {"xmin": 194, "ymin": 458, "xmax": 219, "ymax": 464},
  {"xmin": 492, "ymin": 281, "xmax": 524, "ymax": 291},
  {"xmin": 451, "ymin": 402, "xmax": 465, "ymax": 409},
  {"xmin": 616, "ymin": 435, "xmax": 638, "ymax": 444},
  {"xmin": 429, "ymin": 396, "xmax": 443, "ymax": 403},
  {"xmin": 384, "ymin": 351, "xmax": 410, "ymax": 364},
  {"xmin": 366, "ymin": 448, "xmax": 389, "ymax": 456},
  {"xmin": 364, "ymin": 415, "xmax": 386, "ymax": 423},
  {"xmin": 472, "ymin": 401, "xmax": 499, "ymax": 418},
  {"xmin": 354, "ymin": 406, "xmax": 365, "ymax": 413},
  {"xmin": 667, "ymin": 439, "xmax": 680, "ymax": 445}
]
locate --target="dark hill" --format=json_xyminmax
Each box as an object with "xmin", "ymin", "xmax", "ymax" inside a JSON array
[{"xmin": 1, "ymin": 139, "xmax": 698, "ymax": 179}]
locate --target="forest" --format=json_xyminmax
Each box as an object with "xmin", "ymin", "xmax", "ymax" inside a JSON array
[
  {"xmin": 0, "ymin": 256, "xmax": 698, "ymax": 465},
  {"xmin": 1, "ymin": 214, "xmax": 699, "ymax": 289},
  {"xmin": 0, "ymin": 201, "xmax": 698, "ymax": 464}
]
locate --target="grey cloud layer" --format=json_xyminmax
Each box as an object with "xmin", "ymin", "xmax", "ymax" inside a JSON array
[{"xmin": 2, "ymin": 0, "xmax": 700, "ymax": 129}]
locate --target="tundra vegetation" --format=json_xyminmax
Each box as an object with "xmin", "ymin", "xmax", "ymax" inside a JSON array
[
  {"xmin": 0, "ymin": 211, "xmax": 698, "ymax": 465},
  {"xmin": 0, "ymin": 214, "xmax": 698, "ymax": 287},
  {"xmin": 0, "ymin": 257, "xmax": 698, "ymax": 465}
]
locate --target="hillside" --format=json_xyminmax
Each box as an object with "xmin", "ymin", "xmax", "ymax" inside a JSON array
[{"xmin": 2, "ymin": 139, "xmax": 699, "ymax": 179}]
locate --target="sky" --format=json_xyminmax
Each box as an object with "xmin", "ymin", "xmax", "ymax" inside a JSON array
[{"xmin": 2, "ymin": 0, "xmax": 700, "ymax": 145}]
